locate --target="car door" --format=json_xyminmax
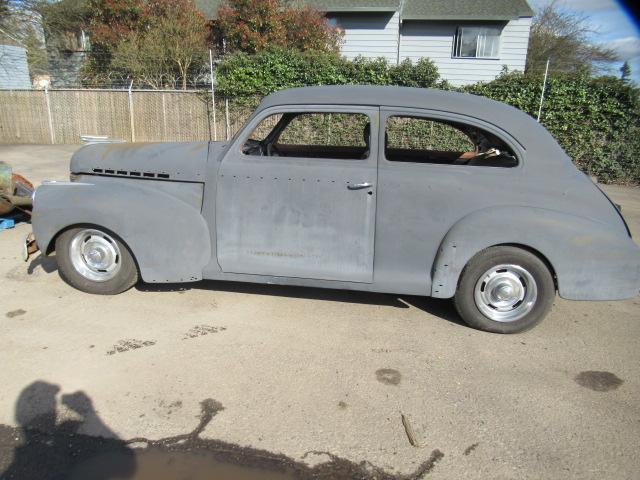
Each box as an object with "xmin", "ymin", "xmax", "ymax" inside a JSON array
[
  {"xmin": 372, "ymin": 107, "xmax": 525, "ymax": 295},
  {"xmin": 216, "ymin": 106, "xmax": 379, "ymax": 283}
]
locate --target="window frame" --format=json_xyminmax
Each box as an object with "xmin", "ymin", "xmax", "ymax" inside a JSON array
[
  {"xmin": 235, "ymin": 105, "xmax": 378, "ymax": 162},
  {"xmin": 452, "ymin": 25, "xmax": 502, "ymax": 60},
  {"xmin": 379, "ymin": 107, "xmax": 524, "ymax": 171}
]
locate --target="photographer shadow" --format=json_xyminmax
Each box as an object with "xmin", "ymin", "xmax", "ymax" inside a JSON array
[{"xmin": 1, "ymin": 381, "xmax": 135, "ymax": 480}]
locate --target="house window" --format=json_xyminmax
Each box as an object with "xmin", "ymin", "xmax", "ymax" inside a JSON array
[{"xmin": 453, "ymin": 26, "xmax": 501, "ymax": 58}]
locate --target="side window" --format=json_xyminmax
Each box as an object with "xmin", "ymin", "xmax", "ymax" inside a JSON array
[
  {"xmin": 249, "ymin": 113, "xmax": 282, "ymax": 141},
  {"xmin": 385, "ymin": 115, "xmax": 518, "ymax": 168},
  {"xmin": 243, "ymin": 112, "xmax": 371, "ymax": 160}
]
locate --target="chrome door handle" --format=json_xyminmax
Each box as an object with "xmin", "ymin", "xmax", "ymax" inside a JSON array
[{"xmin": 348, "ymin": 182, "xmax": 373, "ymax": 190}]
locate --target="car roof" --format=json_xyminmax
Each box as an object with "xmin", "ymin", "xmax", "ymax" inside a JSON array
[
  {"xmin": 256, "ymin": 86, "xmax": 565, "ymax": 164},
  {"xmin": 261, "ymin": 85, "xmax": 508, "ymax": 114}
]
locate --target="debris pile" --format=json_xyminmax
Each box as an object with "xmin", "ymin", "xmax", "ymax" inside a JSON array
[{"xmin": 0, "ymin": 162, "xmax": 34, "ymax": 229}]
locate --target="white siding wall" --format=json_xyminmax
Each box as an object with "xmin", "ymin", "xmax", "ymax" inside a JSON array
[
  {"xmin": 329, "ymin": 12, "xmax": 400, "ymax": 63},
  {"xmin": 399, "ymin": 17, "xmax": 532, "ymax": 86},
  {"xmin": 0, "ymin": 45, "xmax": 31, "ymax": 89}
]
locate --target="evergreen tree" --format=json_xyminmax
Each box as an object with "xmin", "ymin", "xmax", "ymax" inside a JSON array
[{"xmin": 620, "ymin": 61, "xmax": 632, "ymax": 83}]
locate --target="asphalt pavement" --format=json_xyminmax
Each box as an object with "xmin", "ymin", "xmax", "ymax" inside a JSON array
[{"xmin": 0, "ymin": 145, "xmax": 638, "ymax": 479}]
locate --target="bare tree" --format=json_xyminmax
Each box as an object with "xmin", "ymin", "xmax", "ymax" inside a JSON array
[
  {"xmin": 110, "ymin": 2, "xmax": 209, "ymax": 90},
  {"xmin": 527, "ymin": 1, "xmax": 617, "ymax": 76}
]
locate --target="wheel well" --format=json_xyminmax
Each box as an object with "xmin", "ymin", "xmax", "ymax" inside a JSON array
[
  {"xmin": 493, "ymin": 243, "xmax": 558, "ymax": 290},
  {"xmin": 45, "ymin": 224, "xmax": 140, "ymax": 273},
  {"xmin": 45, "ymin": 225, "xmax": 72, "ymax": 255}
]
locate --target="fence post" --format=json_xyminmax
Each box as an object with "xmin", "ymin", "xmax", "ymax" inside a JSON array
[
  {"xmin": 209, "ymin": 49, "xmax": 217, "ymax": 141},
  {"xmin": 128, "ymin": 81, "xmax": 136, "ymax": 142},
  {"xmin": 225, "ymin": 98, "xmax": 230, "ymax": 140},
  {"xmin": 537, "ymin": 58, "xmax": 550, "ymax": 123},
  {"xmin": 161, "ymin": 92, "xmax": 167, "ymax": 141},
  {"xmin": 44, "ymin": 86, "xmax": 55, "ymax": 144}
]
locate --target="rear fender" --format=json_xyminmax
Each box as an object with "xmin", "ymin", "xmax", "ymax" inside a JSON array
[
  {"xmin": 431, "ymin": 206, "xmax": 640, "ymax": 301},
  {"xmin": 32, "ymin": 180, "xmax": 211, "ymax": 283}
]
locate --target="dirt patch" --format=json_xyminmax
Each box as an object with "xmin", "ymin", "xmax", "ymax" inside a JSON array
[
  {"xmin": 5, "ymin": 266, "xmax": 31, "ymax": 282},
  {"xmin": 182, "ymin": 325, "xmax": 226, "ymax": 340},
  {"xmin": 375, "ymin": 368, "xmax": 402, "ymax": 386},
  {"xmin": 6, "ymin": 309, "xmax": 26, "ymax": 318},
  {"xmin": 574, "ymin": 371, "xmax": 623, "ymax": 392},
  {"xmin": 154, "ymin": 400, "xmax": 184, "ymax": 418},
  {"xmin": 106, "ymin": 339, "xmax": 156, "ymax": 356},
  {"xmin": 371, "ymin": 348, "xmax": 392, "ymax": 353},
  {"xmin": 6, "ymin": 255, "xmax": 57, "ymax": 282},
  {"xmin": 463, "ymin": 443, "xmax": 479, "ymax": 456}
]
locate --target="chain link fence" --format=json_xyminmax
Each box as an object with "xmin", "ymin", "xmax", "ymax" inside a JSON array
[{"xmin": 0, "ymin": 88, "xmax": 258, "ymax": 144}]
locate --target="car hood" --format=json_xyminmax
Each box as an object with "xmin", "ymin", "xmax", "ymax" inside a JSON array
[{"xmin": 70, "ymin": 141, "xmax": 210, "ymax": 182}]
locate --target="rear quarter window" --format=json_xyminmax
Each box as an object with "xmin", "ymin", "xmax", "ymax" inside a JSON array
[{"xmin": 385, "ymin": 115, "xmax": 518, "ymax": 168}]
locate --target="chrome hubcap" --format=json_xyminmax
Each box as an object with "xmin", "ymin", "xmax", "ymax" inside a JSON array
[
  {"xmin": 474, "ymin": 264, "xmax": 537, "ymax": 322},
  {"xmin": 69, "ymin": 229, "xmax": 121, "ymax": 282}
]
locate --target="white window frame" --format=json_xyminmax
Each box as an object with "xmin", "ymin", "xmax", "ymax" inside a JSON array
[{"xmin": 453, "ymin": 25, "xmax": 502, "ymax": 59}]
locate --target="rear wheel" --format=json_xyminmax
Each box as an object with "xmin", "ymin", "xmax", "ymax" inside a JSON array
[
  {"xmin": 454, "ymin": 246, "xmax": 555, "ymax": 333},
  {"xmin": 55, "ymin": 226, "xmax": 138, "ymax": 295}
]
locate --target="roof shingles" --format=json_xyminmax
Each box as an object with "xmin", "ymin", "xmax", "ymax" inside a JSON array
[
  {"xmin": 194, "ymin": 0, "xmax": 533, "ymax": 21},
  {"xmin": 402, "ymin": 0, "xmax": 534, "ymax": 21},
  {"xmin": 307, "ymin": 0, "xmax": 399, "ymax": 12}
]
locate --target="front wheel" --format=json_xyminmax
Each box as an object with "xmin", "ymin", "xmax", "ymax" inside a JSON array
[
  {"xmin": 454, "ymin": 246, "xmax": 555, "ymax": 333},
  {"xmin": 55, "ymin": 226, "xmax": 139, "ymax": 295}
]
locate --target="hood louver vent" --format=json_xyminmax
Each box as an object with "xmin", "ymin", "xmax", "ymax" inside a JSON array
[{"xmin": 91, "ymin": 168, "xmax": 171, "ymax": 180}]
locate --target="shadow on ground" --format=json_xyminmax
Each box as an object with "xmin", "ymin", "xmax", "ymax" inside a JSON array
[
  {"xmin": 25, "ymin": 252, "xmax": 466, "ymax": 327},
  {"xmin": 26, "ymin": 254, "xmax": 58, "ymax": 276},
  {"xmin": 0, "ymin": 381, "xmax": 444, "ymax": 480},
  {"xmin": 137, "ymin": 279, "xmax": 467, "ymax": 327}
]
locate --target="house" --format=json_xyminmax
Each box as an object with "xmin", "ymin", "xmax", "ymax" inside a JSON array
[
  {"xmin": 0, "ymin": 44, "xmax": 31, "ymax": 89},
  {"xmin": 196, "ymin": 0, "xmax": 534, "ymax": 86}
]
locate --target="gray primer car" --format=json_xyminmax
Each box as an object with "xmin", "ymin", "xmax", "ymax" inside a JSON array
[{"xmin": 30, "ymin": 86, "xmax": 640, "ymax": 333}]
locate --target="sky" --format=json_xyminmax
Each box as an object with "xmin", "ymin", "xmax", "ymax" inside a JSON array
[{"xmin": 528, "ymin": 0, "xmax": 640, "ymax": 81}]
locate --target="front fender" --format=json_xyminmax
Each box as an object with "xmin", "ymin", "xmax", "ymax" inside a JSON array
[
  {"xmin": 431, "ymin": 206, "xmax": 640, "ymax": 301},
  {"xmin": 32, "ymin": 180, "xmax": 211, "ymax": 283}
]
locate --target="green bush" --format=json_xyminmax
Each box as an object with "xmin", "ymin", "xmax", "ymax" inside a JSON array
[
  {"xmin": 467, "ymin": 72, "xmax": 640, "ymax": 184},
  {"xmin": 217, "ymin": 48, "xmax": 443, "ymax": 98},
  {"xmin": 389, "ymin": 58, "xmax": 441, "ymax": 88}
]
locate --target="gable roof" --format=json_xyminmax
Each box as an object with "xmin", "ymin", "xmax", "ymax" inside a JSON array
[
  {"xmin": 402, "ymin": 0, "xmax": 534, "ymax": 21},
  {"xmin": 194, "ymin": 0, "xmax": 533, "ymax": 21},
  {"xmin": 195, "ymin": 0, "xmax": 400, "ymax": 19},
  {"xmin": 306, "ymin": 0, "xmax": 399, "ymax": 12}
]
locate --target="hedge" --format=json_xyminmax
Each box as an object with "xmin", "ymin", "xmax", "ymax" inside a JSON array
[{"xmin": 217, "ymin": 48, "xmax": 444, "ymax": 98}]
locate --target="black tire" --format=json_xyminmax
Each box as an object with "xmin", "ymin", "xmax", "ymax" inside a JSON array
[
  {"xmin": 55, "ymin": 226, "xmax": 139, "ymax": 295},
  {"xmin": 454, "ymin": 246, "xmax": 555, "ymax": 334}
]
